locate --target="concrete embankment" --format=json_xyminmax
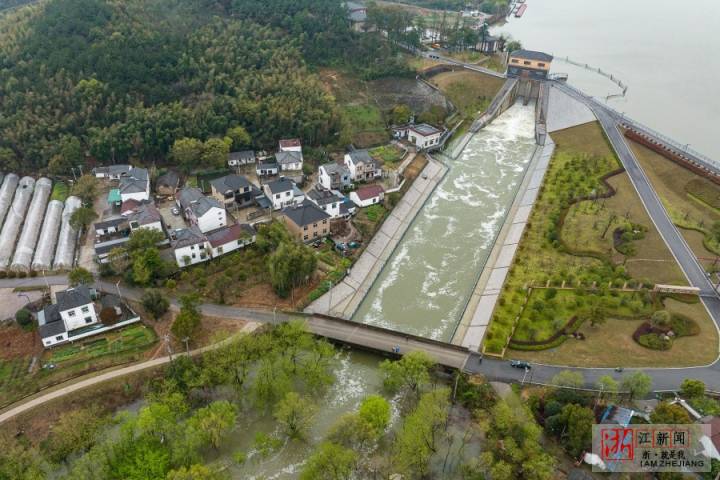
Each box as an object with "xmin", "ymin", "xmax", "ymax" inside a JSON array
[{"xmin": 305, "ymin": 157, "xmax": 448, "ymax": 319}]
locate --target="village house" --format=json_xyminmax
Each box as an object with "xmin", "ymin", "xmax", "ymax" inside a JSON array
[
  {"xmin": 263, "ymin": 177, "xmax": 305, "ymax": 211},
  {"xmin": 306, "ymin": 187, "xmax": 345, "ymax": 219},
  {"xmin": 125, "ymin": 202, "xmax": 164, "ymax": 234},
  {"xmin": 176, "ymin": 187, "xmax": 227, "ymax": 233},
  {"xmin": 256, "ymin": 160, "xmax": 279, "ymax": 177},
  {"xmin": 118, "ymin": 167, "xmax": 151, "ymax": 202},
  {"xmin": 318, "ymin": 162, "xmax": 352, "ymax": 191},
  {"xmin": 172, "ymin": 226, "xmax": 211, "ymax": 267},
  {"xmin": 228, "ymin": 150, "xmax": 256, "ymax": 167},
  {"xmin": 155, "ymin": 170, "xmax": 180, "ymax": 197},
  {"xmin": 277, "ymin": 139, "xmax": 304, "ymax": 172},
  {"xmin": 393, "ymin": 123, "xmax": 443, "ymax": 150},
  {"xmin": 94, "ymin": 217, "xmax": 128, "ymax": 238},
  {"xmin": 345, "ymin": 1, "xmax": 368, "ymax": 32},
  {"xmin": 507, "ymin": 49, "xmax": 554, "ymax": 80},
  {"xmin": 205, "ymin": 223, "xmax": 256, "ymax": 257},
  {"xmin": 281, "ymin": 202, "xmax": 331, "ymax": 242},
  {"xmin": 344, "ymin": 150, "xmax": 382, "ymax": 182},
  {"xmin": 38, "ymin": 285, "xmax": 98, "ymax": 347},
  {"xmin": 209, "ymin": 174, "xmax": 255, "ymax": 209},
  {"xmin": 93, "ymin": 164, "xmax": 132, "ymax": 180},
  {"xmin": 350, "ymin": 184, "xmax": 385, "ymax": 208}
]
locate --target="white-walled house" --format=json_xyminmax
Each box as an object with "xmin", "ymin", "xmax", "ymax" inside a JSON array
[
  {"xmin": 206, "ymin": 223, "xmax": 256, "ymax": 257},
  {"xmin": 318, "ymin": 162, "xmax": 352, "ymax": 191},
  {"xmin": 344, "ymin": 150, "xmax": 382, "ymax": 182},
  {"xmin": 176, "ymin": 187, "xmax": 227, "ymax": 233},
  {"xmin": 263, "ymin": 177, "xmax": 305, "ymax": 210},
  {"xmin": 172, "ymin": 226, "xmax": 211, "ymax": 267},
  {"xmin": 38, "ymin": 285, "xmax": 98, "ymax": 347},
  {"xmin": 93, "ymin": 164, "xmax": 132, "ymax": 180},
  {"xmin": 256, "ymin": 160, "xmax": 279, "ymax": 177},
  {"xmin": 393, "ymin": 123, "xmax": 443, "ymax": 150},
  {"xmin": 125, "ymin": 202, "xmax": 164, "ymax": 234},
  {"xmin": 118, "ymin": 167, "xmax": 150, "ymax": 202},
  {"xmin": 277, "ymin": 139, "xmax": 304, "ymax": 172},
  {"xmin": 306, "ymin": 188, "xmax": 345, "ymax": 219},
  {"xmin": 228, "ymin": 150, "xmax": 256, "ymax": 167},
  {"xmin": 350, "ymin": 184, "xmax": 385, "ymax": 208},
  {"xmin": 279, "ymin": 138, "xmax": 302, "ymax": 153}
]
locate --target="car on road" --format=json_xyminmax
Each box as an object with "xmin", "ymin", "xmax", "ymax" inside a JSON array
[{"xmin": 510, "ymin": 360, "xmax": 531, "ymax": 369}]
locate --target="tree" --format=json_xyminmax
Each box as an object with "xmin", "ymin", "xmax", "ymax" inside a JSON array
[
  {"xmin": 70, "ymin": 206, "xmax": 98, "ymax": 231},
  {"xmin": 127, "ymin": 228, "xmax": 166, "ymax": 252},
  {"xmin": 327, "ymin": 413, "xmax": 376, "ymax": 450},
  {"xmin": 49, "ymin": 135, "xmax": 83, "ymax": 175},
  {"xmin": 358, "ymin": 395, "xmax": 390, "ymax": 435},
  {"xmin": 650, "ymin": 402, "xmax": 691, "ymax": 424},
  {"xmin": 0, "ymin": 435, "xmax": 46, "ymax": 480},
  {"xmin": 171, "ymin": 138, "xmax": 204, "ymax": 173},
  {"xmin": 166, "ymin": 464, "xmax": 226, "ymax": 480},
  {"xmin": 45, "ymin": 407, "xmax": 106, "ymax": 463},
  {"xmin": 15, "ymin": 308, "xmax": 33, "ymax": 329},
  {"xmin": 379, "ymin": 350, "xmax": 435, "ymax": 397},
  {"xmin": 0, "ymin": 147, "xmax": 20, "ymax": 172},
  {"xmin": 680, "ymin": 379, "xmax": 705, "ymax": 398},
  {"xmin": 560, "ymin": 404, "xmax": 594, "ymax": 457},
  {"xmin": 621, "ymin": 371, "xmax": 652, "ymax": 400},
  {"xmin": 300, "ymin": 442, "xmax": 357, "ymax": 480},
  {"xmin": 267, "ymin": 242, "xmax": 317, "ymax": 298},
  {"xmin": 274, "ymin": 391, "xmax": 315, "ymax": 439},
  {"xmin": 201, "ymin": 138, "xmax": 231, "ymax": 170},
  {"xmin": 68, "ymin": 267, "xmax": 94, "ymax": 286},
  {"xmin": 71, "ymin": 175, "xmax": 99, "ymax": 205},
  {"xmin": 582, "ymin": 297, "xmax": 607, "ymax": 327},
  {"xmin": 551, "ymin": 370, "xmax": 585, "ymax": 389},
  {"xmin": 388, "ymin": 104, "xmax": 411, "ymax": 125},
  {"xmin": 506, "ymin": 39, "xmax": 522, "ymax": 52},
  {"xmin": 226, "ymin": 126, "xmax": 251, "ymax": 151},
  {"xmin": 596, "ymin": 375, "xmax": 619, "ymax": 399},
  {"xmin": 141, "ymin": 290, "xmax": 170, "ymax": 320},
  {"xmin": 188, "ymin": 401, "xmax": 237, "ymax": 449},
  {"xmin": 171, "ymin": 294, "xmax": 202, "ymax": 341},
  {"xmin": 651, "ymin": 310, "xmax": 671, "ymax": 327}
]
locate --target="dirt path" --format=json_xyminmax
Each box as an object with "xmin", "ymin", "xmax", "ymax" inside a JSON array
[{"xmin": 0, "ymin": 321, "xmax": 261, "ymax": 425}]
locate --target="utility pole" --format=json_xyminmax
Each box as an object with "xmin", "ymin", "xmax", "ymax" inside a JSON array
[
  {"xmin": 164, "ymin": 334, "xmax": 173, "ymax": 362},
  {"xmin": 182, "ymin": 337, "xmax": 190, "ymax": 355}
]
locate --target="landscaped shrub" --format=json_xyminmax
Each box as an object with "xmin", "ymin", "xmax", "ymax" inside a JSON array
[
  {"xmin": 15, "ymin": 308, "xmax": 33, "ymax": 329},
  {"xmin": 638, "ymin": 333, "xmax": 671, "ymax": 350}
]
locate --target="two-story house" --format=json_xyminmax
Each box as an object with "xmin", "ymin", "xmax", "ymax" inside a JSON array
[
  {"xmin": 306, "ymin": 188, "xmax": 344, "ymax": 219},
  {"xmin": 118, "ymin": 167, "xmax": 150, "ymax": 202},
  {"xmin": 171, "ymin": 226, "xmax": 211, "ymax": 267},
  {"xmin": 344, "ymin": 150, "xmax": 382, "ymax": 182},
  {"xmin": 176, "ymin": 187, "xmax": 227, "ymax": 233},
  {"xmin": 393, "ymin": 123, "xmax": 443, "ymax": 150},
  {"xmin": 263, "ymin": 177, "xmax": 305, "ymax": 211},
  {"xmin": 277, "ymin": 139, "xmax": 304, "ymax": 172},
  {"xmin": 210, "ymin": 174, "xmax": 255, "ymax": 209},
  {"xmin": 318, "ymin": 162, "xmax": 352, "ymax": 191},
  {"xmin": 38, "ymin": 285, "xmax": 98, "ymax": 347},
  {"xmin": 281, "ymin": 202, "xmax": 331, "ymax": 242}
]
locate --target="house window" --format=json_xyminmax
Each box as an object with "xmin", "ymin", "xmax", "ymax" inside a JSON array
[
  {"xmin": 303, "ymin": 235, "xmax": 309, "ymax": 240},
  {"xmin": 511, "ymin": 59, "xmax": 519, "ymax": 63},
  {"xmin": 285, "ymin": 192, "xmax": 291, "ymax": 197},
  {"xmin": 192, "ymin": 253, "xmax": 197, "ymax": 259},
  {"xmin": 313, "ymin": 232, "xmax": 318, "ymax": 238},
  {"xmin": 85, "ymin": 317, "xmax": 93, "ymax": 324},
  {"xmin": 303, "ymin": 225, "xmax": 308, "ymax": 231},
  {"xmin": 275, "ymin": 194, "xmax": 280, "ymax": 199},
  {"xmin": 217, "ymin": 246, "xmax": 223, "ymax": 254},
  {"xmin": 313, "ymin": 223, "xmax": 317, "ymax": 228},
  {"xmin": 322, "ymin": 219, "xmax": 327, "ymax": 224},
  {"xmin": 56, "ymin": 335, "xmax": 64, "ymax": 341},
  {"xmin": 538, "ymin": 62, "xmax": 546, "ymax": 67},
  {"xmin": 68, "ymin": 310, "xmax": 76, "ymax": 317},
  {"xmin": 523, "ymin": 61, "xmax": 531, "ymax": 65},
  {"xmin": 191, "ymin": 245, "xmax": 195, "ymax": 250},
  {"xmin": 81, "ymin": 306, "xmax": 90, "ymax": 313}
]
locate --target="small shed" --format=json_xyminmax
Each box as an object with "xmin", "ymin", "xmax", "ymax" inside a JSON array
[{"xmin": 107, "ymin": 188, "xmax": 122, "ymax": 207}]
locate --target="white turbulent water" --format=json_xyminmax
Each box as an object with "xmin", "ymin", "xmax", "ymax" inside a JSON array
[{"xmin": 352, "ymin": 104, "xmax": 537, "ymax": 341}]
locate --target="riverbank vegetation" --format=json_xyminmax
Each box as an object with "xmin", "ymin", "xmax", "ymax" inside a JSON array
[
  {"xmin": 484, "ymin": 122, "xmax": 718, "ymax": 366},
  {"xmin": 0, "ymin": 324, "xmax": 565, "ymax": 480}
]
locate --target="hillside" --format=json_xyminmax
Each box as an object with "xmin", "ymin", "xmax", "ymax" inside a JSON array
[{"xmin": 0, "ymin": 0, "xmax": 407, "ymax": 173}]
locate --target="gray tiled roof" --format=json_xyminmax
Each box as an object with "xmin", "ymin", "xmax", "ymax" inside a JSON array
[
  {"xmin": 119, "ymin": 167, "xmax": 149, "ymax": 194},
  {"xmin": 127, "ymin": 202, "xmax": 162, "ymax": 226},
  {"xmin": 320, "ymin": 162, "xmax": 350, "ymax": 176},
  {"xmin": 347, "ymin": 149, "xmax": 376, "ymax": 166},
  {"xmin": 156, "ymin": 170, "xmax": 179, "ymax": 189},
  {"xmin": 177, "ymin": 187, "xmax": 223, "ymax": 217},
  {"xmin": 275, "ymin": 150, "xmax": 303, "ymax": 166},
  {"xmin": 228, "ymin": 150, "xmax": 255, "ymax": 163},
  {"xmin": 94, "ymin": 217, "xmax": 127, "ymax": 230},
  {"xmin": 266, "ymin": 177, "xmax": 295, "ymax": 194},
  {"xmin": 307, "ymin": 188, "xmax": 343, "ymax": 206},
  {"xmin": 94, "ymin": 164, "xmax": 131, "ymax": 175},
  {"xmin": 410, "ymin": 123, "xmax": 442, "ymax": 136},
  {"xmin": 510, "ymin": 49, "xmax": 554, "ymax": 62},
  {"xmin": 210, "ymin": 174, "xmax": 251, "ymax": 194},
  {"xmin": 282, "ymin": 202, "xmax": 330, "ymax": 227},
  {"xmin": 56, "ymin": 285, "xmax": 93, "ymax": 312},
  {"xmin": 39, "ymin": 304, "xmax": 66, "ymax": 338},
  {"xmin": 206, "ymin": 223, "xmax": 255, "ymax": 248},
  {"xmin": 171, "ymin": 225, "xmax": 207, "ymax": 249}
]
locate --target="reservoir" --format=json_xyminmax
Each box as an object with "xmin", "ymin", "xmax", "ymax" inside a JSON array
[
  {"xmin": 494, "ymin": 0, "xmax": 720, "ymax": 160},
  {"xmin": 352, "ymin": 104, "xmax": 537, "ymax": 341}
]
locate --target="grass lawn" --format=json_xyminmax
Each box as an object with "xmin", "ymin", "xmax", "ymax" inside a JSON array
[
  {"xmin": 370, "ymin": 144, "xmax": 404, "ymax": 168},
  {"xmin": 629, "ymin": 139, "xmax": 720, "ymax": 261},
  {"xmin": 510, "ymin": 298, "xmax": 718, "ymax": 368},
  {"xmin": 429, "ymin": 70, "xmax": 504, "ymax": 118},
  {"xmin": 484, "ymin": 122, "xmax": 714, "ymax": 363},
  {"xmin": 50, "ymin": 181, "xmax": 69, "ymax": 202}
]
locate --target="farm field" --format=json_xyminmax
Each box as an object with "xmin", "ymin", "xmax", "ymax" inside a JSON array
[{"xmin": 483, "ymin": 122, "xmax": 717, "ymax": 365}]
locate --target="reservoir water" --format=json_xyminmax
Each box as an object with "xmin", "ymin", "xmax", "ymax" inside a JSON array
[
  {"xmin": 494, "ymin": 0, "xmax": 720, "ymax": 160},
  {"xmin": 352, "ymin": 104, "xmax": 537, "ymax": 341}
]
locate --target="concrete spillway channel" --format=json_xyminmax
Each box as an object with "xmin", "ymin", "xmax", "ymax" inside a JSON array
[
  {"xmin": 0, "ymin": 173, "xmax": 19, "ymax": 227},
  {"xmin": 11, "ymin": 177, "xmax": 52, "ymax": 272},
  {"xmin": 0, "ymin": 176, "xmax": 35, "ymax": 270},
  {"xmin": 31, "ymin": 200, "xmax": 65, "ymax": 272},
  {"xmin": 53, "ymin": 196, "xmax": 81, "ymax": 271}
]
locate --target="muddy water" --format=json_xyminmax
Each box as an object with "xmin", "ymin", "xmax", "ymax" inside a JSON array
[{"xmin": 352, "ymin": 104, "xmax": 537, "ymax": 341}]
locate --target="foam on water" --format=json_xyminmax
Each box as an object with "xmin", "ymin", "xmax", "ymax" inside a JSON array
[{"xmin": 352, "ymin": 103, "xmax": 537, "ymax": 340}]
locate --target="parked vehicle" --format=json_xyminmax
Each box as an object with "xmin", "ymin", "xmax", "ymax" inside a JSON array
[
  {"xmin": 510, "ymin": 360, "xmax": 531, "ymax": 369},
  {"xmin": 171, "ymin": 207, "xmax": 180, "ymax": 215}
]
